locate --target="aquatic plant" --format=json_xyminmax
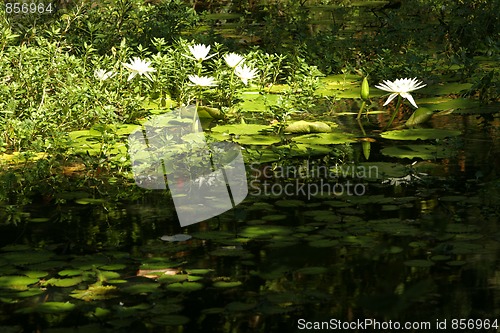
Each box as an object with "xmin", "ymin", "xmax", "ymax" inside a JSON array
[
  {"xmin": 375, "ymin": 77, "xmax": 426, "ymax": 129},
  {"xmin": 122, "ymin": 57, "xmax": 156, "ymax": 82}
]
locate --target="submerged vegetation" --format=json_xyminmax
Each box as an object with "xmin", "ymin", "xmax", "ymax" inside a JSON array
[{"xmin": 0, "ymin": 0, "xmax": 499, "ymax": 332}]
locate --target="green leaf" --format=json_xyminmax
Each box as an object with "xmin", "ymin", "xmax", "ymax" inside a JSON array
[
  {"xmin": 381, "ymin": 129, "xmax": 461, "ymax": 141},
  {"xmin": 405, "ymin": 107, "xmax": 434, "ymax": 127},
  {"xmin": 285, "ymin": 121, "xmax": 332, "ymax": 133}
]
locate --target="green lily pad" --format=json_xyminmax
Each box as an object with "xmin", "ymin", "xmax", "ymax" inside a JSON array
[
  {"xmin": 239, "ymin": 225, "xmax": 293, "ymax": 239},
  {"xmin": 150, "ymin": 315, "xmax": 190, "ymax": 326},
  {"xmin": 212, "ymin": 281, "xmax": 242, "ymax": 288},
  {"xmin": 308, "ymin": 239, "xmax": 339, "ymax": 248},
  {"xmin": 70, "ymin": 285, "xmax": 117, "ymax": 301},
  {"xmin": 381, "ymin": 129, "xmax": 461, "ymax": 141},
  {"xmin": 405, "ymin": 108, "xmax": 434, "ymax": 127},
  {"xmin": 296, "ymin": 266, "xmax": 328, "ymax": 275},
  {"xmin": 2, "ymin": 251, "xmax": 52, "ymax": 265},
  {"xmin": 292, "ymin": 132, "xmax": 355, "ymax": 145},
  {"xmin": 24, "ymin": 271, "xmax": 49, "ymax": 279},
  {"xmin": 74, "ymin": 198, "xmax": 106, "ymax": 205},
  {"xmin": 419, "ymin": 97, "xmax": 479, "ymax": 110},
  {"xmin": 45, "ymin": 277, "xmax": 83, "ymax": 287},
  {"xmin": 431, "ymin": 255, "xmax": 451, "ymax": 262},
  {"xmin": 160, "ymin": 234, "xmax": 192, "ymax": 242},
  {"xmin": 233, "ymin": 135, "xmax": 282, "ymax": 145},
  {"xmin": 275, "ymin": 199, "xmax": 306, "ymax": 208},
  {"xmin": 166, "ymin": 282, "xmax": 203, "ymax": 292},
  {"xmin": 157, "ymin": 274, "xmax": 189, "ymax": 284},
  {"xmin": 34, "ymin": 302, "xmax": 76, "ymax": 313},
  {"xmin": 209, "ymin": 247, "xmax": 252, "ymax": 257},
  {"xmin": 403, "ymin": 260, "xmax": 434, "ymax": 267},
  {"xmin": 285, "ymin": 121, "xmax": 332, "ymax": 133},
  {"xmin": 99, "ymin": 264, "xmax": 127, "ymax": 271},
  {"xmin": 122, "ymin": 283, "xmax": 160, "ymax": 294},
  {"xmin": 58, "ymin": 269, "xmax": 84, "ymax": 277},
  {"xmin": 17, "ymin": 288, "xmax": 45, "ymax": 297},
  {"xmin": 0, "ymin": 276, "xmax": 39, "ymax": 290},
  {"xmin": 446, "ymin": 260, "xmax": 467, "ymax": 266},
  {"xmin": 185, "ymin": 269, "xmax": 214, "ymax": 275},
  {"xmin": 211, "ymin": 124, "xmax": 272, "ymax": 135},
  {"xmin": 225, "ymin": 301, "xmax": 257, "ymax": 312},
  {"xmin": 381, "ymin": 144, "xmax": 456, "ymax": 159}
]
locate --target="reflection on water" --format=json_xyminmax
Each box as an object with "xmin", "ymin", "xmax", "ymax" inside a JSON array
[{"xmin": 0, "ymin": 112, "xmax": 500, "ymax": 332}]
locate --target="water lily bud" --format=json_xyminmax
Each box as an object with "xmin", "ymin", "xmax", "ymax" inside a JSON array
[{"xmin": 361, "ymin": 77, "xmax": 370, "ymax": 101}]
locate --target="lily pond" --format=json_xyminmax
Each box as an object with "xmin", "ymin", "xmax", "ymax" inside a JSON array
[{"xmin": 1, "ymin": 0, "xmax": 500, "ymax": 332}]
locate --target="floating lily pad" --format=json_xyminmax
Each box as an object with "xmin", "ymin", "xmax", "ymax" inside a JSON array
[
  {"xmin": 34, "ymin": 302, "xmax": 76, "ymax": 314},
  {"xmin": 212, "ymin": 281, "xmax": 242, "ymax": 288},
  {"xmin": 381, "ymin": 144, "xmax": 456, "ymax": 159},
  {"xmin": 285, "ymin": 121, "xmax": 332, "ymax": 133},
  {"xmin": 150, "ymin": 315, "xmax": 190, "ymax": 326},
  {"xmin": 275, "ymin": 199, "xmax": 306, "ymax": 208},
  {"xmin": 262, "ymin": 214, "xmax": 287, "ymax": 222},
  {"xmin": 446, "ymin": 260, "xmax": 467, "ymax": 267},
  {"xmin": 419, "ymin": 97, "xmax": 479, "ymax": 110},
  {"xmin": 74, "ymin": 198, "xmax": 106, "ymax": 205},
  {"xmin": 239, "ymin": 225, "xmax": 293, "ymax": 239},
  {"xmin": 122, "ymin": 283, "xmax": 160, "ymax": 294},
  {"xmin": 431, "ymin": 255, "xmax": 451, "ymax": 262},
  {"xmin": 2, "ymin": 251, "xmax": 52, "ymax": 265},
  {"xmin": 185, "ymin": 269, "xmax": 214, "ymax": 275},
  {"xmin": 160, "ymin": 234, "xmax": 192, "ymax": 242},
  {"xmin": 45, "ymin": 277, "xmax": 83, "ymax": 288},
  {"xmin": 27, "ymin": 217, "xmax": 51, "ymax": 223},
  {"xmin": 24, "ymin": 271, "xmax": 48, "ymax": 279},
  {"xmin": 58, "ymin": 269, "xmax": 84, "ymax": 277},
  {"xmin": 210, "ymin": 247, "xmax": 252, "ymax": 257},
  {"xmin": 381, "ymin": 129, "xmax": 461, "ymax": 141},
  {"xmin": 403, "ymin": 260, "xmax": 434, "ymax": 267},
  {"xmin": 99, "ymin": 264, "xmax": 127, "ymax": 271},
  {"xmin": 233, "ymin": 135, "xmax": 282, "ymax": 145},
  {"xmin": 308, "ymin": 239, "xmax": 339, "ymax": 248},
  {"xmin": 292, "ymin": 132, "xmax": 355, "ymax": 145},
  {"xmin": 17, "ymin": 288, "xmax": 45, "ymax": 298},
  {"xmin": 211, "ymin": 124, "xmax": 272, "ymax": 135},
  {"xmin": 0, "ymin": 276, "xmax": 39, "ymax": 290},
  {"xmin": 70, "ymin": 285, "xmax": 117, "ymax": 301},
  {"xmin": 166, "ymin": 282, "xmax": 203, "ymax": 292},
  {"xmin": 157, "ymin": 274, "xmax": 189, "ymax": 284},
  {"xmin": 295, "ymin": 266, "xmax": 328, "ymax": 275},
  {"xmin": 191, "ymin": 231, "xmax": 234, "ymax": 241},
  {"xmin": 225, "ymin": 301, "xmax": 257, "ymax": 312}
]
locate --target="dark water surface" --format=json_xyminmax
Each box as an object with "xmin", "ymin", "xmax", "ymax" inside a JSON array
[{"xmin": 0, "ymin": 112, "xmax": 499, "ymax": 333}]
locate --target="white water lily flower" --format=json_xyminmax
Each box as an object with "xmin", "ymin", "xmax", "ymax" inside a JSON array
[
  {"xmin": 94, "ymin": 69, "xmax": 115, "ymax": 81},
  {"xmin": 188, "ymin": 75, "xmax": 217, "ymax": 87},
  {"xmin": 223, "ymin": 52, "xmax": 244, "ymax": 68},
  {"xmin": 374, "ymin": 77, "xmax": 426, "ymax": 108},
  {"xmin": 235, "ymin": 64, "xmax": 258, "ymax": 85},
  {"xmin": 186, "ymin": 44, "xmax": 216, "ymax": 62},
  {"xmin": 122, "ymin": 57, "xmax": 156, "ymax": 82}
]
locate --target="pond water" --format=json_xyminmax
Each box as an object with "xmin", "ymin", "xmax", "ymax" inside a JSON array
[{"xmin": 1, "ymin": 100, "xmax": 500, "ymax": 332}]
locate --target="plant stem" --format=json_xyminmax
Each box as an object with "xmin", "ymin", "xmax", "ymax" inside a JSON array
[
  {"xmin": 356, "ymin": 100, "xmax": 367, "ymax": 119},
  {"xmin": 384, "ymin": 95, "xmax": 402, "ymax": 130},
  {"xmin": 193, "ymin": 88, "xmax": 200, "ymax": 132}
]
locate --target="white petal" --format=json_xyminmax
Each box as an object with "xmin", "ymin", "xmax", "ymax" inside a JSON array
[
  {"xmin": 401, "ymin": 93, "xmax": 418, "ymax": 108},
  {"xmin": 144, "ymin": 72, "xmax": 154, "ymax": 82},
  {"xmin": 383, "ymin": 93, "xmax": 399, "ymax": 106},
  {"xmin": 128, "ymin": 72, "xmax": 136, "ymax": 81}
]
